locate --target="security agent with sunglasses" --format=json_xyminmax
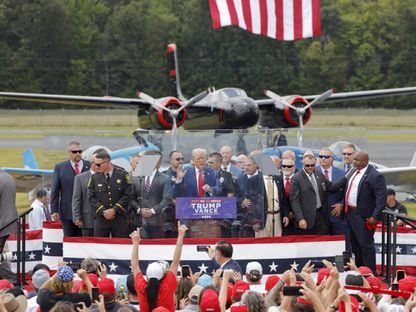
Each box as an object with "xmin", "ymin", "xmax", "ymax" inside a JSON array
[
  {"xmin": 50, "ymin": 141, "xmax": 89, "ymax": 237},
  {"xmin": 289, "ymin": 151, "xmax": 331, "ymax": 235},
  {"xmin": 88, "ymin": 151, "xmax": 131, "ymax": 237},
  {"xmin": 316, "ymin": 148, "xmax": 350, "ymax": 248}
]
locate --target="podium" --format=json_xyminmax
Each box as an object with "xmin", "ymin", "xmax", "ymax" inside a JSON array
[
  {"xmin": 188, "ymin": 220, "xmax": 222, "ymax": 238},
  {"xmin": 176, "ymin": 197, "xmax": 236, "ymax": 238}
]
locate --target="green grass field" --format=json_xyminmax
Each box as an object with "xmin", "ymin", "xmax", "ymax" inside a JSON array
[{"xmin": 0, "ymin": 108, "xmax": 415, "ymax": 217}]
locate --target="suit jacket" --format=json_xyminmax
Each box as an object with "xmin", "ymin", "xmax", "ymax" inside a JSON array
[
  {"xmin": 210, "ymin": 258, "xmax": 243, "ymax": 275},
  {"xmin": 72, "ymin": 170, "xmax": 94, "ymax": 229},
  {"xmin": 290, "ymin": 170, "xmax": 329, "ymax": 230},
  {"xmin": 317, "ymin": 166, "xmax": 345, "ymax": 223},
  {"xmin": 216, "ymin": 169, "xmax": 235, "ymax": 196},
  {"xmin": 51, "ymin": 160, "xmax": 90, "ymax": 220},
  {"xmin": 0, "ymin": 171, "xmax": 18, "ymax": 237},
  {"xmin": 228, "ymin": 165, "xmax": 242, "ymax": 180},
  {"xmin": 236, "ymin": 172, "xmax": 267, "ymax": 228},
  {"xmin": 274, "ymin": 175, "xmax": 290, "ymax": 219},
  {"xmin": 130, "ymin": 171, "xmax": 172, "ymax": 226},
  {"xmin": 174, "ymin": 166, "xmax": 220, "ymax": 198},
  {"xmin": 344, "ymin": 166, "xmax": 387, "ymax": 220}
]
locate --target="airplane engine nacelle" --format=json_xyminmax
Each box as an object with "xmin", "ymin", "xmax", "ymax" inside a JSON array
[
  {"xmin": 282, "ymin": 96, "xmax": 312, "ymax": 127},
  {"xmin": 156, "ymin": 97, "xmax": 187, "ymax": 129}
]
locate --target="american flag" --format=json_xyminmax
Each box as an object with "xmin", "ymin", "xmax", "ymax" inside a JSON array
[
  {"xmin": 209, "ymin": 0, "xmax": 321, "ymax": 40},
  {"xmin": 8, "ymin": 223, "xmax": 416, "ymax": 277}
]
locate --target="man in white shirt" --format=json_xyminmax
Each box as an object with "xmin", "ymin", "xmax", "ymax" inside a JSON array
[{"xmin": 29, "ymin": 189, "xmax": 50, "ymax": 230}]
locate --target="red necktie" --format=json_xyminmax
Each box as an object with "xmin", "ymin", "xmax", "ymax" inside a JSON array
[
  {"xmin": 324, "ymin": 169, "xmax": 329, "ymax": 180},
  {"xmin": 198, "ymin": 170, "xmax": 205, "ymax": 197},
  {"xmin": 145, "ymin": 176, "xmax": 151, "ymax": 192},
  {"xmin": 345, "ymin": 170, "xmax": 360, "ymax": 213},
  {"xmin": 74, "ymin": 163, "xmax": 80, "ymax": 175},
  {"xmin": 223, "ymin": 167, "xmax": 227, "ymax": 172},
  {"xmin": 284, "ymin": 177, "xmax": 290, "ymax": 197}
]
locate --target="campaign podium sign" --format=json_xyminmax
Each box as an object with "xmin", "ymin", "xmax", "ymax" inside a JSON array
[
  {"xmin": 176, "ymin": 197, "xmax": 236, "ymax": 220},
  {"xmin": 176, "ymin": 197, "xmax": 236, "ymax": 238}
]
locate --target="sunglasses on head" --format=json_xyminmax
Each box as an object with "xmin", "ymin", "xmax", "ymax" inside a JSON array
[
  {"xmin": 95, "ymin": 161, "xmax": 108, "ymax": 167},
  {"xmin": 304, "ymin": 164, "xmax": 315, "ymax": 168},
  {"xmin": 175, "ymin": 157, "xmax": 184, "ymax": 161},
  {"xmin": 70, "ymin": 150, "xmax": 82, "ymax": 154},
  {"xmin": 319, "ymin": 155, "xmax": 332, "ymax": 159},
  {"xmin": 342, "ymin": 152, "xmax": 353, "ymax": 156},
  {"xmin": 281, "ymin": 165, "xmax": 294, "ymax": 168}
]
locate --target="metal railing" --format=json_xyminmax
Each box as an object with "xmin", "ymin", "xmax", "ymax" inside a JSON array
[
  {"xmin": 16, "ymin": 208, "xmax": 33, "ymax": 286},
  {"xmin": 380, "ymin": 209, "xmax": 416, "ymax": 285}
]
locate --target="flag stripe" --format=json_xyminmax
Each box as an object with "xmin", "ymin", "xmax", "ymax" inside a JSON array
[
  {"xmin": 293, "ymin": 0, "xmax": 303, "ymax": 40},
  {"xmin": 209, "ymin": 0, "xmax": 222, "ymax": 29},
  {"xmin": 312, "ymin": 0, "xmax": 321, "ymax": 36},
  {"xmin": 266, "ymin": 0, "xmax": 276, "ymax": 38},
  {"xmin": 302, "ymin": 0, "xmax": 312, "ymax": 38},
  {"xmin": 275, "ymin": 0, "xmax": 284, "ymax": 39},
  {"xmin": 226, "ymin": 0, "xmax": 239, "ymax": 25},
  {"xmin": 242, "ymin": 0, "xmax": 253, "ymax": 33},
  {"xmin": 234, "ymin": 0, "xmax": 247, "ymax": 29},
  {"xmin": 259, "ymin": 0, "xmax": 268, "ymax": 36}
]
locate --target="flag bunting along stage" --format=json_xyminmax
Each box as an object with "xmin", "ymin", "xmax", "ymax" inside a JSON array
[
  {"xmin": 209, "ymin": 0, "xmax": 321, "ymax": 40},
  {"xmin": 7, "ymin": 223, "xmax": 416, "ymax": 279}
]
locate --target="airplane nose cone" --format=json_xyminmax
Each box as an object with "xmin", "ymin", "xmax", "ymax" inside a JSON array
[{"xmin": 225, "ymin": 98, "xmax": 259, "ymax": 128}]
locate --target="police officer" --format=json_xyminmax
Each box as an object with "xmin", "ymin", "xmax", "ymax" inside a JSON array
[{"xmin": 88, "ymin": 151, "xmax": 131, "ymax": 238}]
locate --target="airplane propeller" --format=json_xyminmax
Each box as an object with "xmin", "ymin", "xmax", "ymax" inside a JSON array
[
  {"xmin": 265, "ymin": 89, "xmax": 333, "ymax": 147},
  {"xmin": 137, "ymin": 90, "xmax": 208, "ymax": 150}
]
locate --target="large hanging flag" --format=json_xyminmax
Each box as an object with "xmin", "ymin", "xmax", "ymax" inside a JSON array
[{"xmin": 209, "ymin": 0, "xmax": 321, "ymax": 40}]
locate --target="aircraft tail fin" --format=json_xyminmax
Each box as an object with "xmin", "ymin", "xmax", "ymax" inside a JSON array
[
  {"xmin": 166, "ymin": 43, "xmax": 186, "ymax": 101},
  {"xmin": 23, "ymin": 148, "xmax": 39, "ymax": 169},
  {"xmin": 410, "ymin": 151, "xmax": 416, "ymax": 167}
]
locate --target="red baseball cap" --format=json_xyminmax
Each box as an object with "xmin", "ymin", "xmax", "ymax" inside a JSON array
[
  {"xmin": 200, "ymin": 289, "xmax": 220, "ymax": 312},
  {"xmin": 265, "ymin": 275, "xmax": 280, "ymax": 291},
  {"xmin": 358, "ymin": 266, "xmax": 373, "ymax": 276},
  {"xmin": 398, "ymin": 277, "xmax": 416, "ymax": 294},
  {"xmin": 98, "ymin": 278, "xmax": 115, "ymax": 297},
  {"xmin": 365, "ymin": 275, "xmax": 382, "ymax": 289},
  {"xmin": 317, "ymin": 268, "xmax": 331, "ymax": 285},
  {"xmin": 232, "ymin": 281, "xmax": 250, "ymax": 301},
  {"xmin": 82, "ymin": 273, "xmax": 99, "ymax": 288},
  {"xmin": 0, "ymin": 279, "xmax": 13, "ymax": 290}
]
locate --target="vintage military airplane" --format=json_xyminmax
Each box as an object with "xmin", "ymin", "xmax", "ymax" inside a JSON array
[{"xmin": 1, "ymin": 43, "xmax": 416, "ymax": 148}]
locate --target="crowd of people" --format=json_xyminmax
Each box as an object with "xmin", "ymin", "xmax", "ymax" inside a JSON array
[{"xmin": 0, "ymin": 228, "xmax": 415, "ymax": 312}]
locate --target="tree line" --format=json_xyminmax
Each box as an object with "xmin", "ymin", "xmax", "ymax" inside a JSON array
[{"xmin": 0, "ymin": 0, "xmax": 415, "ymax": 108}]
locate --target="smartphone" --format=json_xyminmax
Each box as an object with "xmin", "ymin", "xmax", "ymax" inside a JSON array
[
  {"xmin": 343, "ymin": 251, "xmax": 352, "ymax": 266},
  {"xmin": 335, "ymin": 255, "xmax": 345, "ymax": 272},
  {"xmin": 310, "ymin": 260, "xmax": 325, "ymax": 269},
  {"xmin": 295, "ymin": 273, "xmax": 304, "ymax": 282},
  {"xmin": 181, "ymin": 265, "xmax": 191, "ymax": 278},
  {"xmin": 92, "ymin": 287, "xmax": 100, "ymax": 302},
  {"xmin": 282, "ymin": 286, "xmax": 303, "ymax": 296},
  {"xmin": 68, "ymin": 262, "xmax": 81, "ymax": 271},
  {"xmin": 396, "ymin": 270, "xmax": 405, "ymax": 281},
  {"xmin": 197, "ymin": 245, "xmax": 209, "ymax": 252}
]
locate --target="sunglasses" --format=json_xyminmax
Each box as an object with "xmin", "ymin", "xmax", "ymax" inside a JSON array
[
  {"xmin": 281, "ymin": 165, "xmax": 294, "ymax": 168},
  {"xmin": 304, "ymin": 164, "xmax": 315, "ymax": 168},
  {"xmin": 319, "ymin": 155, "xmax": 332, "ymax": 159},
  {"xmin": 175, "ymin": 157, "xmax": 184, "ymax": 161},
  {"xmin": 342, "ymin": 152, "xmax": 353, "ymax": 156},
  {"xmin": 70, "ymin": 150, "xmax": 82, "ymax": 154},
  {"xmin": 95, "ymin": 161, "xmax": 108, "ymax": 167}
]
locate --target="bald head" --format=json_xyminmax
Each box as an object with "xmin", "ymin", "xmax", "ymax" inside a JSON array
[{"xmin": 353, "ymin": 151, "xmax": 369, "ymax": 170}]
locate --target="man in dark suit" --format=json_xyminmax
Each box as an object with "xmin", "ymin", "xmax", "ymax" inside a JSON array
[
  {"xmin": 290, "ymin": 152, "xmax": 330, "ymax": 235},
  {"xmin": 342, "ymin": 151, "xmax": 386, "ymax": 273},
  {"xmin": 317, "ymin": 148, "xmax": 349, "ymax": 244},
  {"xmin": 235, "ymin": 157, "xmax": 267, "ymax": 237},
  {"xmin": 130, "ymin": 151, "xmax": 172, "ymax": 238},
  {"xmin": 207, "ymin": 240, "xmax": 243, "ymax": 277},
  {"xmin": 88, "ymin": 151, "xmax": 131, "ymax": 238},
  {"xmin": 72, "ymin": 149, "xmax": 104, "ymax": 237},
  {"xmin": 0, "ymin": 170, "xmax": 18, "ymax": 283},
  {"xmin": 281, "ymin": 157, "xmax": 297, "ymax": 235},
  {"xmin": 174, "ymin": 148, "xmax": 219, "ymax": 198},
  {"xmin": 51, "ymin": 141, "xmax": 89, "ymax": 237}
]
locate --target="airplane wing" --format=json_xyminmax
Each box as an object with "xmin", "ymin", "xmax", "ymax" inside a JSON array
[
  {"xmin": 1, "ymin": 167, "xmax": 53, "ymax": 192},
  {"xmin": 379, "ymin": 167, "xmax": 416, "ymax": 194},
  {"xmin": 0, "ymin": 92, "xmax": 149, "ymax": 108},
  {"xmin": 304, "ymin": 87, "xmax": 416, "ymax": 103}
]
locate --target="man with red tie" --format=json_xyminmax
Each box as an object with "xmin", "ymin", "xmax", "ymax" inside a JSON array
[
  {"xmin": 51, "ymin": 141, "xmax": 89, "ymax": 237},
  {"xmin": 281, "ymin": 157, "xmax": 297, "ymax": 236},
  {"xmin": 342, "ymin": 151, "xmax": 386, "ymax": 274},
  {"xmin": 174, "ymin": 148, "xmax": 220, "ymax": 198}
]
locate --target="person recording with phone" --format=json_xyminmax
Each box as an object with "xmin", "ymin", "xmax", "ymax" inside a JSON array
[{"xmin": 206, "ymin": 240, "xmax": 243, "ymax": 279}]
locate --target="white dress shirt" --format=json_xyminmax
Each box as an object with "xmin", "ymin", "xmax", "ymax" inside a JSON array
[
  {"xmin": 347, "ymin": 165, "xmax": 369, "ymax": 206},
  {"xmin": 28, "ymin": 199, "xmax": 48, "ymax": 230}
]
